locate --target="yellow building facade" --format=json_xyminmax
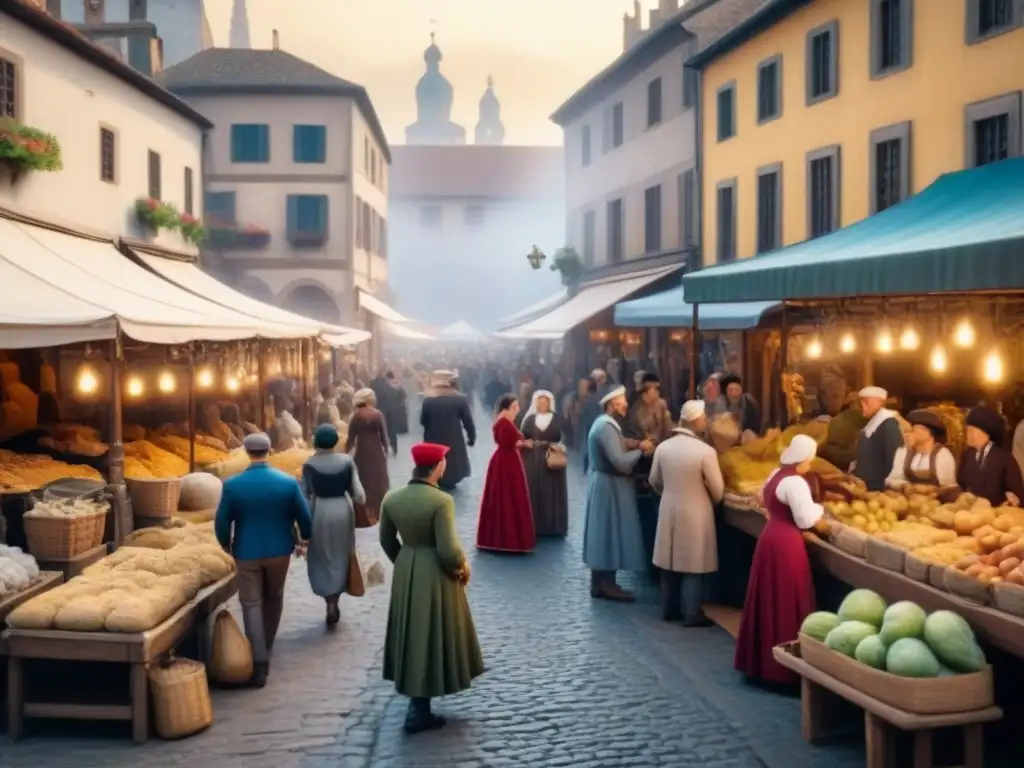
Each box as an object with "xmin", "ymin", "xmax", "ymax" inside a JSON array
[{"xmin": 695, "ymin": 0, "xmax": 1024, "ymax": 266}]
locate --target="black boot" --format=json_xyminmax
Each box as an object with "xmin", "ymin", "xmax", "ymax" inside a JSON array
[
  {"xmin": 403, "ymin": 697, "xmax": 446, "ymax": 734},
  {"xmin": 590, "ymin": 570, "xmax": 603, "ymax": 599},
  {"xmin": 251, "ymin": 661, "xmax": 269, "ymax": 689}
]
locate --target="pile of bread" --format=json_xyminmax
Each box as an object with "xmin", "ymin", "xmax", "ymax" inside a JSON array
[
  {"xmin": 0, "ymin": 449, "xmax": 104, "ymax": 493},
  {"xmin": 5, "ymin": 522, "xmax": 234, "ymax": 633},
  {"xmin": 208, "ymin": 446, "xmax": 312, "ymax": 481}
]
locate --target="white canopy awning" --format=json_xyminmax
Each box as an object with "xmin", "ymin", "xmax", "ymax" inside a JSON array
[
  {"xmin": 438, "ymin": 320, "xmax": 484, "ymax": 341},
  {"xmin": 385, "ymin": 321, "xmax": 434, "ymax": 340},
  {"xmin": 496, "ymin": 266, "xmax": 680, "ymax": 340},
  {"xmin": 495, "ymin": 290, "xmax": 569, "ymax": 330},
  {"xmin": 2, "ymin": 219, "xmax": 297, "ymax": 344},
  {"xmin": 359, "ymin": 290, "xmax": 411, "ymax": 324},
  {"xmin": 133, "ymin": 249, "xmax": 369, "ymax": 342}
]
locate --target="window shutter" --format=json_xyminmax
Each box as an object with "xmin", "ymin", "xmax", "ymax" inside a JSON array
[
  {"xmin": 316, "ymin": 127, "xmax": 326, "ymax": 161},
  {"xmin": 317, "ymin": 196, "xmax": 328, "ymax": 234},
  {"xmin": 287, "ymin": 196, "xmax": 298, "ymax": 233},
  {"xmin": 293, "ymin": 127, "xmax": 302, "ymax": 162},
  {"xmin": 258, "ymin": 126, "xmax": 269, "ymax": 161}
]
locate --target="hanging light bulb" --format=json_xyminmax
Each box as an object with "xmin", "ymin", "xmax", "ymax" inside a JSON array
[
  {"xmin": 77, "ymin": 366, "xmax": 99, "ymax": 395},
  {"xmin": 899, "ymin": 326, "xmax": 920, "ymax": 351},
  {"xmin": 126, "ymin": 376, "xmax": 144, "ymax": 397},
  {"xmin": 225, "ymin": 375, "xmax": 240, "ymax": 393},
  {"xmin": 805, "ymin": 337, "xmax": 823, "ymax": 359},
  {"xmin": 929, "ymin": 344, "xmax": 948, "ymax": 374},
  {"xmin": 158, "ymin": 370, "xmax": 176, "ymax": 393},
  {"xmin": 953, "ymin": 318, "xmax": 975, "ymax": 348},
  {"xmin": 247, "ymin": 372, "xmax": 259, "ymax": 384},
  {"xmin": 982, "ymin": 348, "xmax": 1005, "ymax": 384},
  {"xmin": 875, "ymin": 327, "xmax": 894, "ymax": 354},
  {"xmin": 197, "ymin": 367, "xmax": 215, "ymax": 388},
  {"xmin": 839, "ymin": 332, "xmax": 856, "ymax": 354}
]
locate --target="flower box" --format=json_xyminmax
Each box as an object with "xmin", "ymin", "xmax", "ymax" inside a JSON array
[
  {"xmin": 206, "ymin": 225, "xmax": 270, "ymax": 250},
  {"xmin": 135, "ymin": 198, "xmax": 180, "ymax": 232},
  {"xmin": 0, "ymin": 118, "xmax": 62, "ymax": 181},
  {"xmin": 178, "ymin": 214, "xmax": 205, "ymax": 246},
  {"xmin": 288, "ymin": 230, "xmax": 327, "ymax": 248}
]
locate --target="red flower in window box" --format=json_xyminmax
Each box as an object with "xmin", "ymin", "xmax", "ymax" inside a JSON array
[
  {"xmin": 134, "ymin": 197, "xmax": 180, "ymax": 232},
  {"xmin": 0, "ymin": 118, "xmax": 62, "ymax": 178},
  {"xmin": 178, "ymin": 213, "xmax": 206, "ymax": 245}
]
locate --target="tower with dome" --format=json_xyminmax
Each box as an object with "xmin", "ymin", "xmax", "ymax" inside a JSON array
[
  {"xmin": 404, "ymin": 33, "xmax": 467, "ymax": 145},
  {"xmin": 475, "ymin": 76, "xmax": 505, "ymax": 146}
]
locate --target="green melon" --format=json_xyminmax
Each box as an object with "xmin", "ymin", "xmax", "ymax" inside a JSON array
[
  {"xmin": 800, "ymin": 611, "xmax": 841, "ymax": 642},
  {"xmin": 854, "ymin": 634, "xmax": 887, "ymax": 669},
  {"xmin": 885, "ymin": 637, "xmax": 941, "ymax": 678}
]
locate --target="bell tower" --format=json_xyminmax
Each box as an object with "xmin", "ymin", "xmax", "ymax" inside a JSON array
[{"xmin": 474, "ymin": 76, "xmax": 505, "ymax": 146}]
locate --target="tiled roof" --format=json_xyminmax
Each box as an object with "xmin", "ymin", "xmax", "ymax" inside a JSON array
[
  {"xmin": 682, "ymin": 0, "xmax": 780, "ymax": 52},
  {"xmin": 687, "ymin": 0, "xmax": 811, "ymax": 68},
  {"xmin": 160, "ymin": 48, "xmax": 391, "ymax": 160},
  {"xmin": 389, "ymin": 145, "xmax": 564, "ymax": 200},
  {"xmin": 0, "ymin": 0, "xmax": 211, "ymax": 128}
]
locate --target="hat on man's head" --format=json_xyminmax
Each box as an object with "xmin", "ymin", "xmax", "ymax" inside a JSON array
[
  {"xmin": 859, "ymin": 386, "xmax": 888, "ymax": 400},
  {"xmin": 599, "ymin": 385, "xmax": 627, "ymax": 407},
  {"xmin": 411, "ymin": 442, "xmax": 449, "ymax": 467},
  {"xmin": 966, "ymin": 405, "xmax": 1005, "ymax": 444},
  {"xmin": 640, "ymin": 372, "xmax": 661, "ymax": 386},
  {"xmin": 243, "ymin": 432, "xmax": 271, "ymax": 453},
  {"xmin": 907, "ymin": 409, "xmax": 946, "ymax": 442},
  {"xmin": 680, "ymin": 400, "xmax": 706, "ymax": 422}
]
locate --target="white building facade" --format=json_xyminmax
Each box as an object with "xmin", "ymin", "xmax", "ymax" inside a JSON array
[
  {"xmin": 0, "ymin": 1, "xmax": 209, "ymax": 252},
  {"xmin": 161, "ymin": 45, "xmax": 391, "ymax": 329}
]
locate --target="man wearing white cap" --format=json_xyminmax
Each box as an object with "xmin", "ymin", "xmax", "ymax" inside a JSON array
[
  {"xmin": 852, "ymin": 386, "xmax": 903, "ymax": 491},
  {"xmin": 583, "ymin": 385, "xmax": 653, "ymax": 601},
  {"xmin": 650, "ymin": 400, "xmax": 724, "ymax": 625}
]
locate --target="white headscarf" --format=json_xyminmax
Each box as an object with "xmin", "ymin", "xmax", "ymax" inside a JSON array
[
  {"xmin": 524, "ymin": 389, "xmax": 556, "ymax": 431},
  {"xmin": 353, "ymin": 387, "xmax": 375, "ymax": 407}
]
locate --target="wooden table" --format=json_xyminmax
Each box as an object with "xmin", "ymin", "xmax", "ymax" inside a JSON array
[
  {"xmin": 4, "ymin": 572, "xmax": 236, "ymax": 743},
  {"xmin": 773, "ymin": 641, "xmax": 1002, "ymax": 768},
  {"xmin": 722, "ymin": 503, "xmax": 1024, "ymax": 659},
  {"xmin": 35, "ymin": 543, "xmax": 108, "ymax": 581}
]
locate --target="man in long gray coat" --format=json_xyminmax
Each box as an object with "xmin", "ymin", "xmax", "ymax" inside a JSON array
[
  {"xmin": 419, "ymin": 371, "xmax": 476, "ymax": 491},
  {"xmin": 582, "ymin": 386, "xmax": 653, "ymax": 602},
  {"xmin": 649, "ymin": 400, "xmax": 725, "ymax": 626}
]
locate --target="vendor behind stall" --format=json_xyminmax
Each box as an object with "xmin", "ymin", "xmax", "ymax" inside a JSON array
[
  {"xmin": 885, "ymin": 410, "xmax": 956, "ymax": 489},
  {"xmin": 819, "ymin": 392, "xmax": 868, "ymax": 471},
  {"xmin": 958, "ymin": 405, "xmax": 1024, "ymax": 507},
  {"xmin": 852, "ymin": 387, "xmax": 903, "ymax": 491}
]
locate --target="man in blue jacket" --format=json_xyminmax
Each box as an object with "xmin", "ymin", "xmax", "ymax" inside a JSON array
[{"xmin": 215, "ymin": 432, "xmax": 312, "ymax": 687}]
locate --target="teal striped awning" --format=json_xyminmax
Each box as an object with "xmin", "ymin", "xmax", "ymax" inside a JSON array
[
  {"xmin": 613, "ymin": 287, "xmax": 778, "ymax": 330},
  {"xmin": 682, "ymin": 158, "xmax": 1024, "ymax": 304}
]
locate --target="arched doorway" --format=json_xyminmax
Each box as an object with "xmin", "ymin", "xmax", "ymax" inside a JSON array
[
  {"xmin": 237, "ymin": 275, "xmax": 275, "ymax": 304},
  {"xmin": 279, "ymin": 283, "xmax": 340, "ymax": 324}
]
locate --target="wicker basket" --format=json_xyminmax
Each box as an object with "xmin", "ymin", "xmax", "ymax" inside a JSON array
[
  {"xmin": 943, "ymin": 566, "xmax": 993, "ymax": 606},
  {"xmin": 865, "ymin": 536, "xmax": 907, "ymax": 572},
  {"xmin": 798, "ymin": 634, "xmax": 994, "ymax": 715},
  {"xmin": 903, "ymin": 552, "xmax": 932, "ymax": 583},
  {"xmin": 127, "ymin": 477, "xmax": 182, "ymax": 519},
  {"xmin": 149, "ymin": 657, "xmax": 213, "ymax": 739},
  {"xmin": 834, "ymin": 525, "xmax": 869, "ymax": 558},
  {"xmin": 23, "ymin": 509, "xmax": 106, "ymax": 560},
  {"xmin": 992, "ymin": 581, "xmax": 1024, "ymax": 619}
]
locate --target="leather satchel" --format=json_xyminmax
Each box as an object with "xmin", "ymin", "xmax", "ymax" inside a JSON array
[
  {"xmin": 347, "ymin": 551, "xmax": 365, "ymax": 597},
  {"xmin": 354, "ymin": 502, "xmax": 379, "ymax": 529},
  {"xmin": 546, "ymin": 447, "xmax": 568, "ymax": 470}
]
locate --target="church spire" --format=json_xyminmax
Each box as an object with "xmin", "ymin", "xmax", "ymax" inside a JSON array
[
  {"xmin": 229, "ymin": 0, "xmax": 251, "ymax": 49},
  {"xmin": 475, "ymin": 76, "xmax": 505, "ymax": 146}
]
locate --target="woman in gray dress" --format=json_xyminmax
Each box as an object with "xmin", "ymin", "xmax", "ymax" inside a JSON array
[
  {"xmin": 520, "ymin": 390, "xmax": 569, "ymax": 537},
  {"xmin": 303, "ymin": 425, "xmax": 366, "ymax": 628}
]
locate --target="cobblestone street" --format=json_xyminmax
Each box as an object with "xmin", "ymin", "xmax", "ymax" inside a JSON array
[{"xmin": 4, "ymin": 407, "xmax": 866, "ymax": 768}]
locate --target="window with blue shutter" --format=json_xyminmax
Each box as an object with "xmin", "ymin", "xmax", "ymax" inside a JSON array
[
  {"xmin": 231, "ymin": 124, "xmax": 270, "ymax": 163},
  {"xmin": 286, "ymin": 194, "xmax": 328, "ymax": 247},
  {"xmin": 205, "ymin": 191, "xmax": 237, "ymax": 227},
  {"xmin": 293, "ymin": 125, "xmax": 326, "ymax": 163}
]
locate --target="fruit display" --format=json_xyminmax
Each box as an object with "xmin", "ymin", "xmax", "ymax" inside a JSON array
[
  {"xmin": 800, "ymin": 589, "xmax": 987, "ymax": 677},
  {"xmin": 151, "ymin": 433, "xmax": 230, "ymax": 466},
  {"xmin": 5, "ymin": 521, "xmax": 234, "ymax": 632},
  {"xmin": 719, "ymin": 421, "xmax": 836, "ymax": 495},
  {"xmin": 0, "ymin": 449, "xmax": 104, "ymax": 493},
  {"xmin": 123, "ymin": 440, "xmax": 189, "ymax": 479},
  {"xmin": 0, "ymin": 544, "xmax": 40, "ymax": 597}
]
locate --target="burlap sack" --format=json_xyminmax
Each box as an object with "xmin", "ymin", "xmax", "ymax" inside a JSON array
[
  {"xmin": 208, "ymin": 609, "xmax": 253, "ymax": 685},
  {"xmin": 179, "ymin": 473, "xmax": 223, "ymax": 512}
]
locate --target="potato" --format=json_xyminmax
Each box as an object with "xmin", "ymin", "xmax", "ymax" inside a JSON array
[
  {"xmin": 973, "ymin": 524, "xmax": 997, "ymax": 539},
  {"xmin": 965, "ymin": 562, "xmax": 987, "ymax": 577},
  {"xmin": 956, "ymin": 554, "xmax": 979, "ymax": 569},
  {"xmin": 955, "ymin": 536, "xmax": 982, "ymax": 553},
  {"xmin": 982, "ymin": 552, "xmax": 1003, "ymax": 567},
  {"xmin": 999, "ymin": 557, "xmax": 1021, "ymax": 575},
  {"xmin": 999, "ymin": 533, "xmax": 1019, "ymax": 548},
  {"xmin": 994, "ymin": 514, "xmax": 1016, "ymax": 532},
  {"xmin": 1007, "ymin": 569, "xmax": 1024, "ymax": 585},
  {"xmin": 980, "ymin": 534, "xmax": 1002, "ymax": 552},
  {"xmin": 978, "ymin": 565, "xmax": 1002, "ymax": 582},
  {"xmin": 1001, "ymin": 543, "xmax": 1024, "ymax": 561}
]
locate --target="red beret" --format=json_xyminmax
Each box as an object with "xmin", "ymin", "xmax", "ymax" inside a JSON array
[{"xmin": 411, "ymin": 442, "xmax": 449, "ymax": 467}]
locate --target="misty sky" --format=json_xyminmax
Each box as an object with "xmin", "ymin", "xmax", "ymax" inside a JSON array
[{"xmin": 205, "ymin": 0, "xmax": 641, "ymax": 146}]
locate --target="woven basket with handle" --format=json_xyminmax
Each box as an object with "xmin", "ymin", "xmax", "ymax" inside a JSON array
[
  {"xmin": 126, "ymin": 477, "xmax": 182, "ymax": 518},
  {"xmin": 23, "ymin": 508, "xmax": 106, "ymax": 560},
  {"xmin": 149, "ymin": 656, "xmax": 213, "ymax": 739}
]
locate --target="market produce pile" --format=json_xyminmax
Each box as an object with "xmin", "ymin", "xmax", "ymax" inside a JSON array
[
  {"xmin": 719, "ymin": 421, "xmax": 844, "ymax": 495},
  {"xmin": 37, "ymin": 424, "xmax": 108, "ymax": 456},
  {"xmin": 801, "ymin": 588, "xmax": 987, "ymax": 677},
  {"xmin": 123, "ymin": 432, "xmax": 232, "ymax": 480},
  {"xmin": 0, "ymin": 545, "xmax": 40, "ymax": 597},
  {"xmin": 207, "ymin": 446, "xmax": 313, "ymax": 481},
  {"xmin": 5, "ymin": 522, "xmax": 234, "ymax": 633},
  {"xmin": 0, "ymin": 449, "xmax": 103, "ymax": 493},
  {"xmin": 25, "ymin": 496, "xmax": 108, "ymax": 519}
]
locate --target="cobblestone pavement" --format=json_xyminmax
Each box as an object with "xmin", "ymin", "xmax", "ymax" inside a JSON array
[{"xmin": 4, "ymin": 406, "xmax": 867, "ymax": 768}]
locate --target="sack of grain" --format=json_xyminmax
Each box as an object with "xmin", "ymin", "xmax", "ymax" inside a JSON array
[
  {"xmin": 208, "ymin": 610, "xmax": 253, "ymax": 685},
  {"xmin": 179, "ymin": 473, "xmax": 223, "ymax": 512},
  {"xmin": 6, "ymin": 595, "xmax": 60, "ymax": 628}
]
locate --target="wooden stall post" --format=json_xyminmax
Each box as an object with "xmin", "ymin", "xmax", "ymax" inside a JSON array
[
  {"xmin": 689, "ymin": 304, "xmax": 700, "ymax": 399},
  {"xmin": 778, "ymin": 304, "xmax": 790, "ymax": 428},
  {"xmin": 187, "ymin": 343, "xmax": 196, "ymax": 473},
  {"xmin": 257, "ymin": 340, "xmax": 267, "ymax": 432},
  {"xmin": 107, "ymin": 332, "xmax": 131, "ymax": 546}
]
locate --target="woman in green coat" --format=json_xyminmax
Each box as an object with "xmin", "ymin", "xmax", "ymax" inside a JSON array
[{"xmin": 379, "ymin": 442, "xmax": 485, "ymax": 733}]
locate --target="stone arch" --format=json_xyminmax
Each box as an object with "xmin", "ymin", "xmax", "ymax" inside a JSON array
[
  {"xmin": 278, "ymin": 280, "xmax": 340, "ymax": 325},
  {"xmin": 237, "ymin": 275, "xmax": 274, "ymax": 304}
]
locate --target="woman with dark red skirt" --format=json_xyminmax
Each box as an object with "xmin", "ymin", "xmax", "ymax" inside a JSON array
[
  {"xmin": 734, "ymin": 434, "xmax": 822, "ymax": 685},
  {"xmin": 476, "ymin": 394, "xmax": 537, "ymax": 553}
]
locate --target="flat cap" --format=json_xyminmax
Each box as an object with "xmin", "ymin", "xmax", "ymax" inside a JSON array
[{"xmin": 243, "ymin": 432, "xmax": 272, "ymax": 453}]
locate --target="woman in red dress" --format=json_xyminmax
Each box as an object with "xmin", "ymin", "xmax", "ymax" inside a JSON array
[
  {"xmin": 734, "ymin": 434, "xmax": 822, "ymax": 685},
  {"xmin": 476, "ymin": 394, "xmax": 537, "ymax": 553}
]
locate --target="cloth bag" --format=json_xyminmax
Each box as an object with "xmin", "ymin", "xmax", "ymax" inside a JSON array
[
  {"xmin": 208, "ymin": 609, "xmax": 253, "ymax": 685},
  {"xmin": 546, "ymin": 447, "xmax": 568, "ymax": 470},
  {"xmin": 347, "ymin": 551, "xmax": 366, "ymax": 597}
]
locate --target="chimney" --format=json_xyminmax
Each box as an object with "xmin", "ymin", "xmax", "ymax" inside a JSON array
[{"xmin": 272, "ymin": 29, "xmax": 279, "ymax": 50}]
